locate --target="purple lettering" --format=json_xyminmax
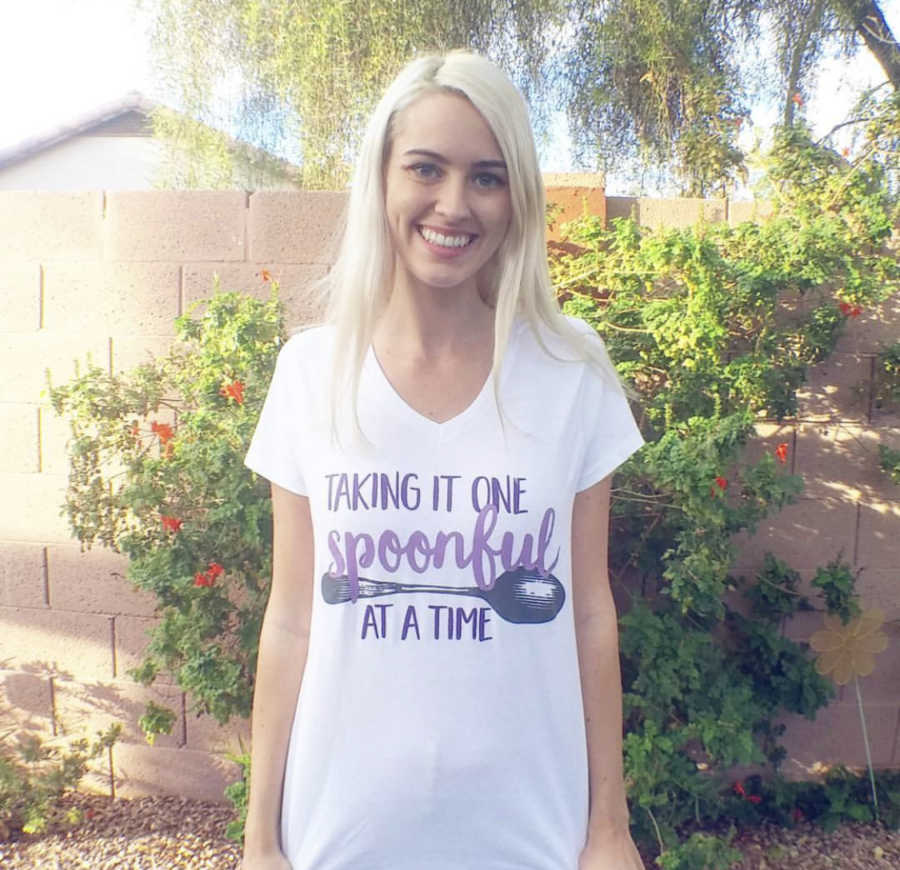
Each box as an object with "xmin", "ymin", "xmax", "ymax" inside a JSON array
[
  {"xmin": 470, "ymin": 503, "xmax": 500, "ymax": 589},
  {"xmin": 327, "ymin": 530, "xmax": 346, "ymax": 576},
  {"xmin": 377, "ymin": 530, "xmax": 403, "ymax": 572},
  {"xmin": 406, "ymin": 530, "xmax": 432, "ymax": 572},
  {"xmin": 456, "ymin": 607, "xmax": 478, "ymax": 640},
  {"xmin": 401, "ymin": 605, "xmax": 420, "ymax": 640},
  {"xmin": 478, "ymin": 607, "xmax": 492, "ymax": 641},
  {"xmin": 432, "ymin": 530, "xmax": 471, "ymax": 570},
  {"xmin": 536, "ymin": 507, "xmax": 559, "ymax": 574}
]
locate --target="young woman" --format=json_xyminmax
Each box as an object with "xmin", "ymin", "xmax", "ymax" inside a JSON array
[{"xmin": 242, "ymin": 51, "xmax": 645, "ymax": 870}]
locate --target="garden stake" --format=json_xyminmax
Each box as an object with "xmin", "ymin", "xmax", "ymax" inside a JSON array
[{"xmin": 854, "ymin": 674, "xmax": 879, "ymax": 821}]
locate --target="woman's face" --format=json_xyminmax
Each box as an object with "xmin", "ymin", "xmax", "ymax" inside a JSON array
[{"xmin": 383, "ymin": 92, "xmax": 512, "ymax": 300}]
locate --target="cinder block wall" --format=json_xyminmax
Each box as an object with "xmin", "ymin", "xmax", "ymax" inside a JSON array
[{"xmin": 0, "ymin": 188, "xmax": 897, "ymax": 803}]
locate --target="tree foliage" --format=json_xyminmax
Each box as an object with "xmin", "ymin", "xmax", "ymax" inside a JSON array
[
  {"xmin": 136, "ymin": 0, "xmax": 900, "ymax": 193},
  {"xmin": 136, "ymin": 0, "xmax": 565, "ymax": 189}
]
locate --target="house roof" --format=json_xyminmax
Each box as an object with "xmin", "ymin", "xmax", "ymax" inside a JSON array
[
  {"xmin": 0, "ymin": 91, "xmax": 303, "ymax": 180},
  {"xmin": 0, "ymin": 91, "xmax": 155, "ymax": 170}
]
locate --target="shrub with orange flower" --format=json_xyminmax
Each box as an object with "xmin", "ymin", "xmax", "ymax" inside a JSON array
[
  {"xmin": 194, "ymin": 561, "xmax": 224, "ymax": 587},
  {"xmin": 220, "ymin": 380, "xmax": 245, "ymax": 405},
  {"xmin": 151, "ymin": 420, "xmax": 174, "ymax": 444},
  {"xmin": 774, "ymin": 442, "xmax": 788, "ymax": 464},
  {"xmin": 160, "ymin": 515, "xmax": 183, "ymax": 533}
]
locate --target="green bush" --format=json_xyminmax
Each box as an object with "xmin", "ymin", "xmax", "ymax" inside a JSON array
[
  {"xmin": 0, "ymin": 721, "xmax": 120, "ymax": 839},
  {"xmin": 50, "ymin": 284, "xmax": 283, "ymax": 730},
  {"xmin": 48, "ymin": 127, "xmax": 898, "ymax": 861}
]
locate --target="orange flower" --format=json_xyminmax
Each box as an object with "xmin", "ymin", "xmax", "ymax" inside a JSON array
[
  {"xmin": 841, "ymin": 146, "xmax": 850, "ymax": 158},
  {"xmin": 791, "ymin": 92, "xmax": 803, "ymax": 106},
  {"xmin": 732, "ymin": 781, "xmax": 746, "ymax": 797},
  {"xmin": 151, "ymin": 421, "xmax": 174, "ymax": 444},
  {"xmin": 775, "ymin": 442, "xmax": 789, "ymax": 464},
  {"xmin": 260, "ymin": 268, "xmax": 272, "ymax": 282},
  {"xmin": 160, "ymin": 515, "xmax": 183, "ymax": 533},
  {"xmin": 809, "ymin": 608, "xmax": 888, "ymax": 685},
  {"xmin": 129, "ymin": 422, "xmax": 140, "ymax": 439},
  {"xmin": 220, "ymin": 380, "xmax": 245, "ymax": 405}
]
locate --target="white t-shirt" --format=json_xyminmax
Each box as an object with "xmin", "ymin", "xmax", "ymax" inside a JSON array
[{"xmin": 245, "ymin": 316, "xmax": 644, "ymax": 870}]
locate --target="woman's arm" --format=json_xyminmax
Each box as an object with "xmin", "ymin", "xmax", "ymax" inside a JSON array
[
  {"xmin": 242, "ymin": 483, "xmax": 315, "ymax": 868},
  {"xmin": 572, "ymin": 477, "xmax": 645, "ymax": 870}
]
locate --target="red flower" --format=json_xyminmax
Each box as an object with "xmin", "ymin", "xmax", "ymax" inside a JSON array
[
  {"xmin": 792, "ymin": 807, "xmax": 805, "ymax": 822},
  {"xmin": 775, "ymin": 442, "xmax": 789, "ymax": 464},
  {"xmin": 129, "ymin": 422, "xmax": 140, "ymax": 439},
  {"xmin": 838, "ymin": 302, "xmax": 862, "ymax": 318},
  {"xmin": 732, "ymin": 781, "xmax": 746, "ymax": 797},
  {"xmin": 260, "ymin": 268, "xmax": 272, "ymax": 283},
  {"xmin": 160, "ymin": 515, "xmax": 183, "ymax": 533},
  {"xmin": 220, "ymin": 380, "xmax": 245, "ymax": 405},
  {"xmin": 195, "ymin": 561, "xmax": 224, "ymax": 587},
  {"xmin": 841, "ymin": 146, "xmax": 850, "ymax": 158},
  {"xmin": 710, "ymin": 476, "xmax": 728, "ymax": 496},
  {"xmin": 791, "ymin": 92, "xmax": 803, "ymax": 106},
  {"xmin": 151, "ymin": 421, "xmax": 174, "ymax": 444},
  {"xmin": 747, "ymin": 794, "xmax": 762, "ymax": 804}
]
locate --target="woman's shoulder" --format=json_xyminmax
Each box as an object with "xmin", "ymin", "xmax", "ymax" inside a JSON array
[
  {"xmin": 514, "ymin": 313, "xmax": 600, "ymax": 364},
  {"xmin": 277, "ymin": 323, "xmax": 336, "ymax": 365}
]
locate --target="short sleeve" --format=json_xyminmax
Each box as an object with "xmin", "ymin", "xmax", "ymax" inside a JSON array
[
  {"xmin": 244, "ymin": 336, "xmax": 309, "ymax": 496},
  {"xmin": 575, "ymin": 351, "xmax": 644, "ymax": 492}
]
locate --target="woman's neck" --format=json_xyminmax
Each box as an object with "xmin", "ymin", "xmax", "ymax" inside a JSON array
[{"xmin": 375, "ymin": 277, "xmax": 495, "ymax": 361}]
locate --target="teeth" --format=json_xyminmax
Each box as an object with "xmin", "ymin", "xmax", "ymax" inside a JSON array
[{"xmin": 420, "ymin": 227, "xmax": 473, "ymax": 248}]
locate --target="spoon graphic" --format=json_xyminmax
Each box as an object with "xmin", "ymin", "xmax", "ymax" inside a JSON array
[{"xmin": 321, "ymin": 566, "xmax": 565, "ymax": 624}]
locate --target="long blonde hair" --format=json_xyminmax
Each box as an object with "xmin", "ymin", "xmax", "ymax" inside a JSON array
[{"xmin": 319, "ymin": 50, "xmax": 622, "ymax": 437}]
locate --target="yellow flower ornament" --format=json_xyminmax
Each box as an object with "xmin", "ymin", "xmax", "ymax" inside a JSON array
[{"xmin": 809, "ymin": 608, "xmax": 888, "ymax": 685}]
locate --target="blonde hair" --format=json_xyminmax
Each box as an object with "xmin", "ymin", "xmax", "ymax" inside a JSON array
[{"xmin": 319, "ymin": 50, "xmax": 622, "ymax": 437}]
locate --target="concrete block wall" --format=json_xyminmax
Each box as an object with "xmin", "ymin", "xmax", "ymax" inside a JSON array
[
  {"xmin": 0, "ymin": 190, "xmax": 338, "ymax": 802},
  {"xmin": 1, "ymin": 188, "xmax": 897, "ymax": 805}
]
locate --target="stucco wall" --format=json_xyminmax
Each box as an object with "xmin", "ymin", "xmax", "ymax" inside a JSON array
[{"xmin": 0, "ymin": 188, "xmax": 897, "ymax": 803}]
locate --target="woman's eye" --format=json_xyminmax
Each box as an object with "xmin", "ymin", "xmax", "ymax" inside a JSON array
[
  {"xmin": 473, "ymin": 172, "xmax": 505, "ymax": 189},
  {"xmin": 410, "ymin": 163, "xmax": 440, "ymax": 179}
]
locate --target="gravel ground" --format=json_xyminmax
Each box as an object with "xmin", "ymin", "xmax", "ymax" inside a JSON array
[{"xmin": 1, "ymin": 792, "xmax": 898, "ymax": 868}]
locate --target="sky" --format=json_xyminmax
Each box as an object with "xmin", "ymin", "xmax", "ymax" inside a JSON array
[{"xmin": 2, "ymin": 0, "xmax": 898, "ymax": 190}]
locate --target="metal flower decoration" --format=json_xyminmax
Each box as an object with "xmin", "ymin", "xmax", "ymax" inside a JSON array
[{"xmin": 809, "ymin": 608, "xmax": 888, "ymax": 686}]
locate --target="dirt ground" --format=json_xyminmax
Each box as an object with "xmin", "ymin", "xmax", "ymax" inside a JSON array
[{"xmin": 1, "ymin": 792, "xmax": 898, "ymax": 869}]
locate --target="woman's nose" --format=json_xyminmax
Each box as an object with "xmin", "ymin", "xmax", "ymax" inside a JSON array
[{"xmin": 434, "ymin": 175, "xmax": 471, "ymax": 220}]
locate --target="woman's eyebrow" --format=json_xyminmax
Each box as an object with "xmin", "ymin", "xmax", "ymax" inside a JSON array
[{"xmin": 402, "ymin": 148, "xmax": 507, "ymax": 170}]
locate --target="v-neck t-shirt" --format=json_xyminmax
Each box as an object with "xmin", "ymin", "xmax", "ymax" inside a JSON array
[{"xmin": 244, "ymin": 316, "xmax": 644, "ymax": 870}]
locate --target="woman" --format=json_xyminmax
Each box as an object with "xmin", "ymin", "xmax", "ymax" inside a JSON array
[{"xmin": 242, "ymin": 51, "xmax": 645, "ymax": 870}]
